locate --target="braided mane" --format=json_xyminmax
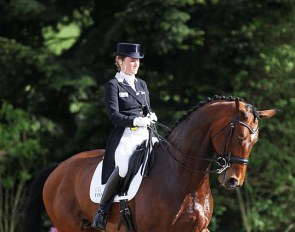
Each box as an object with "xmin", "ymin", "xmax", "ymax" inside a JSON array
[{"xmin": 165, "ymin": 95, "xmax": 245, "ymax": 138}]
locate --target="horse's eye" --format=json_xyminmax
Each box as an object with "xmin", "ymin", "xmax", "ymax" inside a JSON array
[{"xmin": 237, "ymin": 135, "xmax": 245, "ymax": 144}]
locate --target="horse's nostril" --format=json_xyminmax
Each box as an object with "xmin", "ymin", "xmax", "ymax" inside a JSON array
[{"xmin": 227, "ymin": 178, "xmax": 238, "ymax": 188}]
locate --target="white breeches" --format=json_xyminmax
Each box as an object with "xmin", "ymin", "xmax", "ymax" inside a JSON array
[{"xmin": 115, "ymin": 127, "xmax": 149, "ymax": 178}]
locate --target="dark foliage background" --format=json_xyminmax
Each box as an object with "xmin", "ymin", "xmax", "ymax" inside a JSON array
[{"xmin": 0, "ymin": 0, "xmax": 294, "ymax": 231}]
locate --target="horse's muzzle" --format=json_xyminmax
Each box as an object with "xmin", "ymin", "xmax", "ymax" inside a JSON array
[
  {"xmin": 226, "ymin": 177, "xmax": 239, "ymax": 189},
  {"xmin": 218, "ymin": 174, "xmax": 241, "ymax": 190}
]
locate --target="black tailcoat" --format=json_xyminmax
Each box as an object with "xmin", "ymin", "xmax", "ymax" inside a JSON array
[{"xmin": 102, "ymin": 76, "xmax": 150, "ymax": 183}]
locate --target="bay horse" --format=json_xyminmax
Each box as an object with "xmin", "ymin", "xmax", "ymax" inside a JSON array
[{"xmin": 22, "ymin": 96, "xmax": 276, "ymax": 232}]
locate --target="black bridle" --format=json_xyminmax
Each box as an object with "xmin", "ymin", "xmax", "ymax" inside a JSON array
[
  {"xmin": 214, "ymin": 114, "xmax": 259, "ymax": 174},
  {"xmin": 154, "ymin": 113, "xmax": 259, "ymax": 174}
]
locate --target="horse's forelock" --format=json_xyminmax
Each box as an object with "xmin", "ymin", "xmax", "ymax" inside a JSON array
[{"xmin": 245, "ymin": 103, "xmax": 259, "ymax": 120}]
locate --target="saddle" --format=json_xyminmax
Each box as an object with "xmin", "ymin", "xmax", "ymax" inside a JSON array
[
  {"xmin": 119, "ymin": 137, "xmax": 155, "ymax": 195},
  {"xmin": 89, "ymin": 131, "xmax": 157, "ymax": 232},
  {"xmin": 117, "ymin": 138, "xmax": 156, "ymax": 232}
]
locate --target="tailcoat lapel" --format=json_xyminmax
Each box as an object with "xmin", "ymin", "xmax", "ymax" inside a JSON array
[{"xmin": 118, "ymin": 80, "xmax": 145, "ymax": 105}]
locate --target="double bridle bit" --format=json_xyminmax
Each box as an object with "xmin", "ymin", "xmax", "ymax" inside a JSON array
[
  {"xmin": 215, "ymin": 117, "xmax": 258, "ymax": 174},
  {"xmin": 162, "ymin": 115, "xmax": 259, "ymax": 174}
]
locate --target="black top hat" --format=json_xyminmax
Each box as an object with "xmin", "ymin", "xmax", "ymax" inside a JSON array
[{"xmin": 114, "ymin": 42, "xmax": 144, "ymax": 59}]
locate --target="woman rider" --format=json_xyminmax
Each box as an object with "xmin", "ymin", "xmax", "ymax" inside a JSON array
[{"xmin": 91, "ymin": 42, "xmax": 157, "ymax": 230}]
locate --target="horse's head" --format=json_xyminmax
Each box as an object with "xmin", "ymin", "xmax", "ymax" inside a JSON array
[{"xmin": 211, "ymin": 98, "xmax": 276, "ymax": 189}]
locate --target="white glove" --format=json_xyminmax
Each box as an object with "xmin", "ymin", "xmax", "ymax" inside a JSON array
[
  {"xmin": 133, "ymin": 117, "xmax": 151, "ymax": 127},
  {"xmin": 148, "ymin": 112, "xmax": 158, "ymax": 123}
]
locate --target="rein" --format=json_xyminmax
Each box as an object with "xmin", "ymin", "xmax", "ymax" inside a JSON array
[{"xmin": 152, "ymin": 114, "xmax": 259, "ymax": 174}]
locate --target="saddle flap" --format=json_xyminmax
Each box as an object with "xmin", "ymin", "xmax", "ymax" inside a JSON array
[{"xmin": 89, "ymin": 161, "xmax": 144, "ymax": 203}]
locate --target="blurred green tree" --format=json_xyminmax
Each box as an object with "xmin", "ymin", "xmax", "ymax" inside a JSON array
[
  {"xmin": 0, "ymin": 102, "xmax": 50, "ymax": 231},
  {"xmin": 0, "ymin": 0, "xmax": 294, "ymax": 231}
]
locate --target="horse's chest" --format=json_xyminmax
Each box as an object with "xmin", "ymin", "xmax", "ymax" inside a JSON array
[{"xmin": 168, "ymin": 193, "xmax": 213, "ymax": 231}]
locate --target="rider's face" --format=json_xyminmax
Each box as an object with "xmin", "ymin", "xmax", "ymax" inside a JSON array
[{"xmin": 120, "ymin": 57, "xmax": 140, "ymax": 76}]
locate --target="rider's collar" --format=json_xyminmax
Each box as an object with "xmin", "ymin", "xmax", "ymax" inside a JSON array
[{"xmin": 115, "ymin": 71, "xmax": 137, "ymax": 83}]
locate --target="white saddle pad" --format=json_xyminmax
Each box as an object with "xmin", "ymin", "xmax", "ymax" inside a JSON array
[{"xmin": 90, "ymin": 161, "xmax": 144, "ymax": 203}]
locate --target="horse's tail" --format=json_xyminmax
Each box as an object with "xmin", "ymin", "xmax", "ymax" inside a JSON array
[{"xmin": 22, "ymin": 164, "xmax": 58, "ymax": 232}]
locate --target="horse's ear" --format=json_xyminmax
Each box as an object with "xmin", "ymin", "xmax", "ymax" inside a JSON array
[
  {"xmin": 257, "ymin": 109, "xmax": 277, "ymax": 119},
  {"xmin": 235, "ymin": 98, "xmax": 240, "ymax": 112}
]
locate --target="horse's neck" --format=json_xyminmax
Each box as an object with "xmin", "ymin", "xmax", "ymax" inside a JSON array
[
  {"xmin": 153, "ymin": 137, "xmax": 212, "ymax": 193},
  {"xmin": 157, "ymin": 113, "xmax": 214, "ymax": 190},
  {"xmin": 168, "ymin": 114, "xmax": 214, "ymax": 160},
  {"xmin": 151, "ymin": 146, "xmax": 210, "ymax": 204}
]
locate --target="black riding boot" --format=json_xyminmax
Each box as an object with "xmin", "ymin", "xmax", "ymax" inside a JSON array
[{"xmin": 91, "ymin": 166, "xmax": 122, "ymax": 231}]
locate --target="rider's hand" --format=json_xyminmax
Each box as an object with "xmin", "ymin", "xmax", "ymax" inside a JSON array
[
  {"xmin": 133, "ymin": 117, "xmax": 152, "ymax": 127},
  {"xmin": 148, "ymin": 112, "xmax": 158, "ymax": 123}
]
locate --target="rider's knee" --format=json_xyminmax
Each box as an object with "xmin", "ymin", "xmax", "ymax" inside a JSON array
[{"xmin": 118, "ymin": 164, "xmax": 128, "ymax": 178}]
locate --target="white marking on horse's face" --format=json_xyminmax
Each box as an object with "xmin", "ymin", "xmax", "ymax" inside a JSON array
[{"xmin": 250, "ymin": 132, "xmax": 257, "ymax": 143}]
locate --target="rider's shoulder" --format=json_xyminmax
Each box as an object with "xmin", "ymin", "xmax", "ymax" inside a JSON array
[{"xmin": 106, "ymin": 77, "xmax": 119, "ymax": 86}]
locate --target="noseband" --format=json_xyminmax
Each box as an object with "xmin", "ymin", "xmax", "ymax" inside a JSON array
[
  {"xmin": 158, "ymin": 113, "xmax": 259, "ymax": 174},
  {"xmin": 215, "ymin": 115, "xmax": 259, "ymax": 174}
]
